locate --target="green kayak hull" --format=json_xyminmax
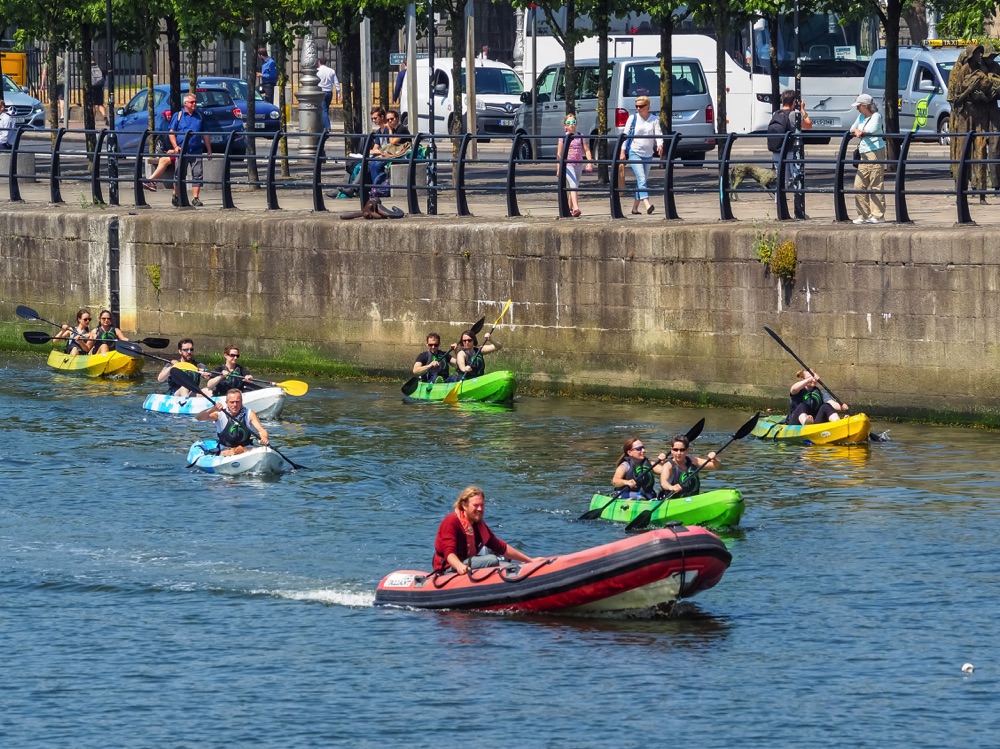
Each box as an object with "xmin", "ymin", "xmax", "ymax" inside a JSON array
[
  {"xmin": 406, "ymin": 371, "xmax": 517, "ymax": 403},
  {"xmin": 587, "ymin": 489, "xmax": 745, "ymax": 529}
]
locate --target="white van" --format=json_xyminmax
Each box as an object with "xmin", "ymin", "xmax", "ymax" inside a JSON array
[
  {"xmin": 400, "ymin": 58, "xmax": 524, "ymax": 136},
  {"xmin": 512, "ymin": 57, "xmax": 715, "ymax": 160}
]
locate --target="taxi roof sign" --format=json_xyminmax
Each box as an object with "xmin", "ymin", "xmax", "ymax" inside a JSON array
[{"xmin": 923, "ymin": 38, "xmax": 979, "ymax": 47}]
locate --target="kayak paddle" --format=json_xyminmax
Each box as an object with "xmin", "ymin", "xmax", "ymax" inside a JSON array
[
  {"xmin": 115, "ymin": 341, "xmax": 308, "ymax": 396},
  {"xmin": 402, "ymin": 315, "xmax": 486, "ymax": 396},
  {"xmin": 625, "ymin": 412, "xmax": 759, "ymax": 532},
  {"xmin": 443, "ymin": 300, "xmax": 511, "ymax": 404},
  {"xmin": 23, "ymin": 330, "xmax": 170, "ymax": 349},
  {"xmin": 578, "ymin": 417, "xmax": 705, "ymax": 521},
  {"xmin": 18, "ymin": 305, "xmax": 170, "ymax": 348}
]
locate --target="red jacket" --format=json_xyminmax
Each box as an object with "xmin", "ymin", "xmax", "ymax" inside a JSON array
[{"xmin": 432, "ymin": 511, "xmax": 508, "ymax": 570}]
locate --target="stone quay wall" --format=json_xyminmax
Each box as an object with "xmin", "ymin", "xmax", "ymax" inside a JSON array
[{"xmin": 1, "ymin": 205, "xmax": 997, "ymax": 421}]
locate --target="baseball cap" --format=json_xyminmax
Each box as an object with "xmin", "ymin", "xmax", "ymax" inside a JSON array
[{"xmin": 851, "ymin": 93, "xmax": 874, "ymax": 108}]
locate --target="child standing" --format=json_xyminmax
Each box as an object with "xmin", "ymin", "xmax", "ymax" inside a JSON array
[{"xmin": 556, "ymin": 112, "xmax": 592, "ymax": 217}]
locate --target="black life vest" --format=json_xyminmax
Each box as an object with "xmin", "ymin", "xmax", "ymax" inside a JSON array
[
  {"xmin": 212, "ymin": 364, "xmax": 251, "ymax": 396},
  {"xmin": 618, "ymin": 456, "xmax": 656, "ymax": 497},
  {"xmin": 217, "ymin": 406, "xmax": 258, "ymax": 448},
  {"xmin": 418, "ymin": 350, "xmax": 450, "ymax": 383},
  {"xmin": 465, "ymin": 348, "xmax": 486, "ymax": 378},
  {"xmin": 663, "ymin": 456, "xmax": 700, "ymax": 498}
]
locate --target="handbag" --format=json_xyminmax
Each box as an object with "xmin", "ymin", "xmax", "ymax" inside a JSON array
[
  {"xmin": 852, "ymin": 146, "xmax": 861, "ymax": 164},
  {"xmin": 623, "ymin": 115, "xmax": 637, "ymax": 159}
]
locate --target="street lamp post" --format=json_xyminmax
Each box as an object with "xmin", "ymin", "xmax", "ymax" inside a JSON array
[{"xmin": 793, "ymin": 0, "xmax": 805, "ymax": 219}]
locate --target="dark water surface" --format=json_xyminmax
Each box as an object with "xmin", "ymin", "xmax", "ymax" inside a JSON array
[{"xmin": 2, "ymin": 356, "xmax": 995, "ymax": 747}]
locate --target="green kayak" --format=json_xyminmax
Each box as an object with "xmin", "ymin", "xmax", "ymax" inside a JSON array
[
  {"xmin": 586, "ymin": 489, "xmax": 745, "ymax": 529},
  {"xmin": 404, "ymin": 371, "xmax": 517, "ymax": 403}
]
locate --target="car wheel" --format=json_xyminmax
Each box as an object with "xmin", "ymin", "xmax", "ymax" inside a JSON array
[
  {"xmin": 515, "ymin": 136, "xmax": 533, "ymax": 162},
  {"xmin": 938, "ymin": 115, "xmax": 950, "ymax": 146}
]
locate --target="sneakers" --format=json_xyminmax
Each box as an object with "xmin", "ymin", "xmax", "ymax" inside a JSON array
[
  {"xmin": 852, "ymin": 218, "xmax": 866, "ymax": 224},
  {"xmin": 143, "ymin": 181, "xmax": 157, "ymax": 192},
  {"xmin": 171, "ymin": 195, "xmax": 179, "ymax": 207},
  {"xmin": 867, "ymin": 217, "xmax": 883, "ymax": 223},
  {"xmin": 191, "ymin": 197, "xmax": 203, "ymax": 207}
]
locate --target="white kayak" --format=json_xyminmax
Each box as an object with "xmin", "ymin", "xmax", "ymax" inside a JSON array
[
  {"xmin": 143, "ymin": 386, "xmax": 286, "ymax": 420},
  {"xmin": 186, "ymin": 440, "xmax": 285, "ymax": 475}
]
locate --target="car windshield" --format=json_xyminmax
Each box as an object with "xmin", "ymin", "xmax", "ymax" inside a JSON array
[
  {"xmin": 460, "ymin": 68, "xmax": 524, "ymax": 96},
  {"xmin": 938, "ymin": 61, "xmax": 955, "ymax": 84},
  {"xmin": 2, "ymin": 75, "xmax": 20, "ymax": 93},
  {"xmin": 194, "ymin": 89, "xmax": 233, "ymax": 107},
  {"xmin": 201, "ymin": 80, "xmax": 264, "ymax": 103}
]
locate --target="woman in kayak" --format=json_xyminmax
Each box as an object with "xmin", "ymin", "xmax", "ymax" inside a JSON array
[
  {"xmin": 786, "ymin": 369, "xmax": 849, "ymax": 425},
  {"xmin": 612, "ymin": 437, "xmax": 668, "ymax": 499},
  {"xmin": 433, "ymin": 486, "xmax": 539, "ymax": 575},
  {"xmin": 54, "ymin": 309, "xmax": 93, "ymax": 355},
  {"xmin": 453, "ymin": 329, "xmax": 501, "ymax": 380},
  {"xmin": 87, "ymin": 310, "xmax": 129, "ymax": 355},
  {"xmin": 207, "ymin": 344, "xmax": 254, "ymax": 396},
  {"xmin": 660, "ymin": 434, "xmax": 718, "ymax": 498}
]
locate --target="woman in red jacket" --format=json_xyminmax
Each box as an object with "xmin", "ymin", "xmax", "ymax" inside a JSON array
[{"xmin": 433, "ymin": 486, "xmax": 539, "ymax": 574}]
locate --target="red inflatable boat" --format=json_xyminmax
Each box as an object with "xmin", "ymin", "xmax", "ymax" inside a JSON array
[{"xmin": 374, "ymin": 525, "xmax": 731, "ymax": 614}]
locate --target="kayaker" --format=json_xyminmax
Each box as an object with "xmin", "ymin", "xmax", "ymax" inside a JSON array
[
  {"xmin": 453, "ymin": 330, "xmax": 501, "ymax": 380},
  {"xmin": 207, "ymin": 344, "xmax": 254, "ymax": 396},
  {"xmin": 157, "ymin": 338, "xmax": 210, "ymax": 398},
  {"xmin": 412, "ymin": 332, "xmax": 455, "ymax": 383},
  {"xmin": 54, "ymin": 309, "xmax": 93, "ymax": 355},
  {"xmin": 433, "ymin": 486, "xmax": 539, "ymax": 575},
  {"xmin": 612, "ymin": 437, "xmax": 668, "ymax": 499},
  {"xmin": 87, "ymin": 310, "xmax": 129, "ymax": 355},
  {"xmin": 660, "ymin": 434, "xmax": 718, "ymax": 498},
  {"xmin": 196, "ymin": 388, "xmax": 269, "ymax": 457},
  {"xmin": 786, "ymin": 369, "xmax": 849, "ymax": 425}
]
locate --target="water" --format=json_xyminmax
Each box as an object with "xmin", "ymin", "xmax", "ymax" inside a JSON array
[{"xmin": 2, "ymin": 356, "xmax": 996, "ymax": 747}]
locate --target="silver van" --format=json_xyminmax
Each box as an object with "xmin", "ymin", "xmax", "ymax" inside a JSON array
[
  {"xmin": 862, "ymin": 45, "xmax": 960, "ymax": 139},
  {"xmin": 513, "ymin": 56, "xmax": 715, "ymax": 160}
]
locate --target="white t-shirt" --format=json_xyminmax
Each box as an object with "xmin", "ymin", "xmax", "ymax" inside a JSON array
[
  {"xmin": 0, "ymin": 110, "xmax": 13, "ymax": 147},
  {"xmin": 317, "ymin": 64, "xmax": 339, "ymax": 95},
  {"xmin": 623, "ymin": 113, "xmax": 663, "ymax": 159}
]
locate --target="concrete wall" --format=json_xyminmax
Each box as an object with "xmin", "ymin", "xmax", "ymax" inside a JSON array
[{"xmin": 2, "ymin": 206, "xmax": 998, "ymax": 421}]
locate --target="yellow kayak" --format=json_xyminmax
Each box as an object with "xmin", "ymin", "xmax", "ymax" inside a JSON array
[
  {"xmin": 752, "ymin": 412, "xmax": 872, "ymax": 445},
  {"xmin": 46, "ymin": 348, "xmax": 144, "ymax": 378}
]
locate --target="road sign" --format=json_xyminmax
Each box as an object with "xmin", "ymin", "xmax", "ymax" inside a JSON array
[{"xmin": 389, "ymin": 53, "xmax": 428, "ymax": 65}]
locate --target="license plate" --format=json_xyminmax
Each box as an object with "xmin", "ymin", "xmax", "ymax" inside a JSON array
[
  {"xmin": 499, "ymin": 119, "xmax": 513, "ymax": 127},
  {"xmin": 15, "ymin": 117, "xmax": 26, "ymax": 124},
  {"xmin": 811, "ymin": 117, "xmax": 837, "ymax": 127},
  {"xmin": 255, "ymin": 122, "xmax": 266, "ymax": 129}
]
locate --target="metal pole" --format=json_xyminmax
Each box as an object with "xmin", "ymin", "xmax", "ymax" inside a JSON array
[
  {"xmin": 531, "ymin": 8, "xmax": 537, "ymax": 141},
  {"xmin": 466, "ymin": 2, "xmax": 477, "ymax": 159},
  {"xmin": 360, "ymin": 18, "xmax": 372, "ymax": 122},
  {"xmin": 793, "ymin": 0, "xmax": 805, "ymax": 219},
  {"xmin": 106, "ymin": 0, "xmax": 118, "ymax": 205},
  {"xmin": 406, "ymin": 5, "xmax": 417, "ymax": 132},
  {"xmin": 427, "ymin": 0, "xmax": 437, "ymax": 215}
]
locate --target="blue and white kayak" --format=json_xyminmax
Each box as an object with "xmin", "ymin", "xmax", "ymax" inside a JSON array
[
  {"xmin": 143, "ymin": 386, "xmax": 286, "ymax": 420},
  {"xmin": 185, "ymin": 440, "xmax": 285, "ymax": 475}
]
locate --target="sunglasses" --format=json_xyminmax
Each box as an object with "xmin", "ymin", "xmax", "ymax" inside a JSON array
[
  {"xmin": 227, "ymin": 353, "xmax": 240, "ymax": 358},
  {"xmin": 427, "ymin": 343, "xmax": 439, "ymax": 348},
  {"xmin": 100, "ymin": 317, "xmax": 111, "ymax": 321},
  {"xmin": 461, "ymin": 339, "xmax": 473, "ymax": 343},
  {"xmin": 81, "ymin": 317, "xmax": 91, "ymax": 321},
  {"xmin": 387, "ymin": 116, "xmax": 397, "ymax": 121},
  {"xmin": 672, "ymin": 447, "xmax": 687, "ymax": 452},
  {"xmin": 565, "ymin": 119, "xmax": 577, "ymax": 125},
  {"xmin": 180, "ymin": 347, "xmax": 193, "ymax": 352},
  {"xmin": 632, "ymin": 445, "xmax": 645, "ymax": 451}
]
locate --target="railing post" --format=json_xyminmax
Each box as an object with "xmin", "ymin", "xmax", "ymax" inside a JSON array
[
  {"xmin": 956, "ymin": 131, "xmax": 975, "ymax": 225},
  {"xmin": 91, "ymin": 129, "xmax": 107, "ymax": 206},
  {"xmin": 506, "ymin": 133, "xmax": 522, "ymax": 217},
  {"xmin": 132, "ymin": 131, "xmax": 151, "ymax": 208},
  {"xmin": 894, "ymin": 131, "xmax": 915, "ymax": 224},
  {"xmin": 718, "ymin": 132, "xmax": 737, "ymax": 220},
  {"xmin": 359, "ymin": 130, "xmax": 375, "ymax": 207},
  {"xmin": 774, "ymin": 132, "xmax": 791, "ymax": 220},
  {"xmin": 456, "ymin": 132, "xmax": 472, "ymax": 216},
  {"xmin": 662, "ymin": 133, "xmax": 680, "ymax": 219},
  {"xmin": 311, "ymin": 130, "xmax": 330, "ymax": 212},
  {"xmin": 557, "ymin": 132, "xmax": 570, "ymax": 218},
  {"xmin": 833, "ymin": 132, "xmax": 851, "ymax": 222},
  {"xmin": 407, "ymin": 133, "xmax": 424, "ymax": 216},
  {"xmin": 8, "ymin": 127, "xmax": 24, "ymax": 202},
  {"xmin": 265, "ymin": 132, "xmax": 282, "ymax": 210},
  {"xmin": 610, "ymin": 133, "xmax": 627, "ymax": 219},
  {"xmin": 49, "ymin": 128, "xmax": 67, "ymax": 204},
  {"xmin": 220, "ymin": 131, "xmax": 236, "ymax": 210},
  {"xmin": 175, "ymin": 131, "xmax": 193, "ymax": 208}
]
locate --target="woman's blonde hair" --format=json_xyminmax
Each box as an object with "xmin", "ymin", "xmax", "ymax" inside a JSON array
[
  {"xmin": 635, "ymin": 95, "xmax": 651, "ymax": 109},
  {"xmin": 454, "ymin": 485, "xmax": 485, "ymax": 511}
]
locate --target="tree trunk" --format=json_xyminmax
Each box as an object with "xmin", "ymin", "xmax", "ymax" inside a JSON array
[
  {"xmin": 596, "ymin": 2, "xmax": 609, "ymax": 184},
  {"xmin": 768, "ymin": 14, "xmax": 780, "ymax": 111},
  {"xmin": 166, "ymin": 16, "xmax": 181, "ymax": 114}
]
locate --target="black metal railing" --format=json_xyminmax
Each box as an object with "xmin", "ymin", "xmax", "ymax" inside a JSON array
[{"xmin": 0, "ymin": 125, "xmax": 994, "ymax": 225}]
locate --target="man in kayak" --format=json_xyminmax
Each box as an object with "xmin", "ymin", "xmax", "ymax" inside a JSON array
[
  {"xmin": 195, "ymin": 389, "xmax": 269, "ymax": 457},
  {"xmin": 87, "ymin": 310, "xmax": 129, "ymax": 355},
  {"xmin": 54, "ymin": 309, "xmax": 93, "ymax": 355},
  {"xmin": 433, "ymin": 486, "xmax": 539, "ymax": 575},
  {"xmin": 612, "ymin": 437, "xmax": 668, "ymax": 499},
  {"xmin": 659, "ymin": 434, "xmax": 718, "ymax": 497},
  {"xmin": 412, "ymin": 332, "xmax": 456, "ymax": 383},
  {"xmin": 207, "ymin": 344, "xmax": 255, "ymax": 396},
  {"xmin": 786, "ymin": 369, "xmax": 849, "ymax": 425},
  {"xmin": 157, "ymin": 338, "xmax": 210, "ymax": 398}
]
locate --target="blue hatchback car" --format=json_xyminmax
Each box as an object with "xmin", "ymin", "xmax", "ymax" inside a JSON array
[
  {"xmin": 195, "ymin": 77, "xmax": 281, "ymax": 134},
  {"xmin": 113, "ymin": 84, "xmax": 247, "ymax": 154}
]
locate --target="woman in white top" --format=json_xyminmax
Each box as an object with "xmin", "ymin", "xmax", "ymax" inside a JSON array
[
  {"xmin": 618, "ymin": 95, "xmax": 662, "ymax": 215},
  {"xmin": 849, "ymin": 93, "xmax": 886, "ymax": 224}
]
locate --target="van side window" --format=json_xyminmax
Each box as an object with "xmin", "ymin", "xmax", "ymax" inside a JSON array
[
  {"xmin": 575, "ymin": 67, "xmax": 599, "ymax": 100},
  {"xmin": 867, "ymin": 58, "xmax": 886, "ymax": 89},
  {"xmin": 671, "ymin": 63, "xmax": 706, "ymax": 96},
  {"xmin": 914, "ymin": 64, "xmax": 935, "ymax": 91},
  {"xmin": 623, "ymin": 63, "xmax": 660, "ymax": 96},
  {"xmin": 534, "ymin": 68, "xmax": 557, "ymax": 104}
]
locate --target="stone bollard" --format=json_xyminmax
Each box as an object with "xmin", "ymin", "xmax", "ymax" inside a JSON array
[
  {"xmin": 389, "ymin": 158, "xmax": 428, "ymax": 198},
  {"xmin": 0, "ymin": 151, "xmax": 36, "ymax": 184}
]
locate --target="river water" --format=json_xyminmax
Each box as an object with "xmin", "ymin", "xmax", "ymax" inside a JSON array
[{"xmin": 2, "ymin": 355, "xmax": 995, "ymax": 747}]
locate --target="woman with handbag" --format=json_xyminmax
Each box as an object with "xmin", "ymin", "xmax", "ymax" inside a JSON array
[
  {"xmin": 619, "ymin": 95, "xmax": 662, "ymax": 215},
  {"xmin": 849, "ymin": 93, "xmax": 886, "ymax": 224}
]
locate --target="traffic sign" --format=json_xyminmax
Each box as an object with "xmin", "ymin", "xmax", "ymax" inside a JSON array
[{"xmin": 389, "ymin": 53, "xmax": 427, "ymax": 65}]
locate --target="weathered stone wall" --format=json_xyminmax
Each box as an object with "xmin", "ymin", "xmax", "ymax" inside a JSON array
[{"xmin": 1, "ymin": 205, "xmax": 998, "ymax": 419}]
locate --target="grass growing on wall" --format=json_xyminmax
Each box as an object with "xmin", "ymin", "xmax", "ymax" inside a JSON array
[{"xmin": 0, "ymin": 322, "xmax": 44, "ymax": 354}]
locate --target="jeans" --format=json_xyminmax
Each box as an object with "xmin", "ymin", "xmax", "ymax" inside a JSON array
[
  {"xmin": 628, "ymin": 154, "xmax": 652, "ymax": 201},
  {"xmin": 322, "ymin": 90, "xmax": 332, "ymax": 131}
]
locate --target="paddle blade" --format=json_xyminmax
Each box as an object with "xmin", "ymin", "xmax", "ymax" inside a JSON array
[
  {"xmin": 442, "ymin": 383, "xmax": 461, "ymax": 404},
  {"xmin": 23, "ymin": 331, "xmax": 54, "ymax": 344},
  {"xmin": 173, "ymin": 361, "xmax": 200, "ymax": 372},
  {"xmin": 15, "ymin": 305, "xmax": 40, "ymax": 321},
  {"xmin": 469, "ymin": 316, "xmax": 486, "ymax": 336},
  {"xmin": 401, "ymin": 377, "xmax": 420, "ymax": 396},
  {"xmin": 276, "ymin": 380, "xmax": 308, "ymax": 397},
  {"xmin": 138, "ymin": 337, "xmax": 171, "ymax": 350},
  {"xmin": 625, "ymin": 509, "xmax": 654, "ymax": 533},
  {"xmin": 686, "ymin": 417, "xmax": 706, "ymax": 443},
  {"xmin": 579, "ymin": 497, "xmax": 616, "ymax": 521},
  {"xmin": 494, "ymin": 298, "xmax": 512, "ymax": 327},
  {"xmin": 115, "ymin": 340, "xmax": 144, "ymax": 358},
  {"xmin": 735, "ymin": 412, "xmax": 761, "ymax": 440}
]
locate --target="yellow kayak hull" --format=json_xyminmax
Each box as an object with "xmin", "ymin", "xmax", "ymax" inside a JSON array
[
  {"xmin": 46, "ymin": 348, "xmax": 144, "ymax": 378},
  {"xmin": 752, "ymin": 412, "xmax": 872, "ymax": 445}
]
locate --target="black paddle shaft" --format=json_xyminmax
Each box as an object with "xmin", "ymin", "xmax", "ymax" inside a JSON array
[{"xmin": 764, "ymin": 327, "xmax": 845, "ymax": 405}]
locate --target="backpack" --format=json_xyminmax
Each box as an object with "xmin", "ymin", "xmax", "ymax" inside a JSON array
[
  {"xmin": 90, "ymin": 64, "xmax": 105, "ymax": 87},
  {"xmin": 766, "ymin": 109, "xmax": 791, "ymax": 152}
]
